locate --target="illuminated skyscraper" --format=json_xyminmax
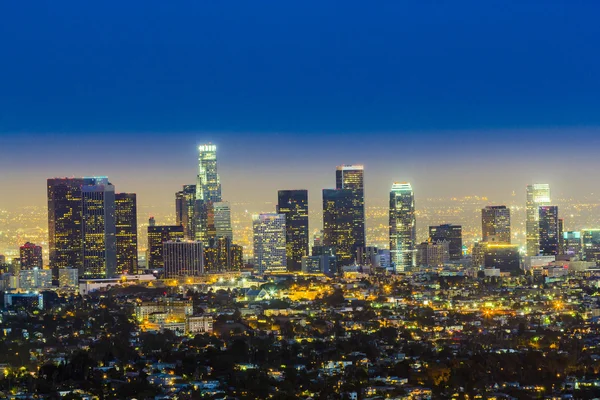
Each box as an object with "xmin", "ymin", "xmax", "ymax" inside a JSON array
[
  {"xmin": 147, "ymin": 225, "xmax": 185, "ymax": 271},
  {"xmin": 163, "ymin": 240, "xmax": 204, "ymax": 278},
  {"xmin": 47, "ymin": 178, "xmax": 84, "ymax": 279},
  {"xmin": 196, "ymin": 144, "xmax": 221, "ymax": 203},
  {"xmin": 481, "ymin": 205, "xmax": 511, "ymax": 243},
  {"xmin": 176, "ymin": 184, "xmax": 197, "ymax": 240},
  {"xmin": 538, "ymin": 206, "xmax": 559, "ymax": 256},
  {"xmin": 81, "ymin": 177, "xmax": 116, "ymax": 278},
  {"xmin": 20, "ymin": 242, "xmax": 43, "ymax": 270},
  {"xmin": 252, "ymin": 213, "xmax": 287, "ymax": 273},
  {"xmin": 322, "ymin": 189, "xmax": 354, "ymax": 267},
  {"xmin": 429, "ymin": 224, "xmax": 462, "ymax": 260},
  {"xmin": 526, "ymin": 183, "xmax": 551, "ymax": 256},
  {"xmin": 335, "ymin": 165, "xmax": 365, "ymax": 258},
  {"xmin": 277, "ymin": 190, "xmax": 309, "ymax": 271},
  {"xmin": 115, "ymin": 193, "xmax": 138, "ymax": 274},
  {"xmin": 563, "ymin": 231, "xmax": 582, "ymax": 257},
  {"xmin": 582, "ymin": 229, "xmax": 600, "ymax": 265},
  {"xmin": 389, "ymin": 182, "xmax": 416, "ymax": 272},
  {"xmin": 203, "ymin": 236, "xmax": 243, "ymax": 272},
  {"xmin": 213, "ymin": 201, "xmax": 233, "ymax": 241}
]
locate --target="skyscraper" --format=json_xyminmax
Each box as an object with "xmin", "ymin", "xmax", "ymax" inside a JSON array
[
  {"xmin": 389, "ymin": 182, "xmax": 416, "ymax": 272},
  {"xmin": 81, "ymin": 177, "xmax": 116, "ymax": 278},
  {"xmin": 115, "ymin": 193, "xmax": 138, "ymax": 274},
  {"xmin": 582, "ymin": 229, "xmax": 600, "ymax": 265},
  {"xmin": 195, "ymin": 144, "xmax": 222, "ymax": 243},
  {"xmin": 175, "ymin": 184, "xmax": 197, "ymax": 240},
  {"xmin": 481, "ymin": 205, "xmax": 511, "ymax": 243},
  {"xmin": 538, "ymin": 206, "xmax": 559, "ymax": 256},
  {"xmin": 335, "ymin": 165, "xmax": 365, "ymax": 259},
  {"xmin": 429, "ymin": 224, "xmax": 462, "ymax": 260},
  {"xmin": 322, "ymin": 189, "xmax": 355, "ymax": 267},
  {"xmin": 526, "ymin": 183, "xmax": 551, "ymax": 256},
  {"xmin": 48, "ymin": 178, "xmax": 84, "ymax": 279},
  {"xmin": 562, "ymin": 231, "xmax": 582, "ymax": 257},
  {"xmin": 252, "ymin": 213, "xmax": 287, "ymax": 273},
  {"xmin": 20, "ymin": 242, "xmax": 43, "ymax": 270},
  {"xmin": 213, "ymin": 201, "xmax": 233, "ymax": 241},
  {"xmin": 163, "ymin": 240, "xmax": 204, "ymax": 278},
  {"xmin": 203, "ymin": 236, "xmax": 243, "ymax": 272},
  {"xmin": 277, "ymin": 190, "xmax": 309, "ymax": 271},
  {"xmin": 147, "ymin": 225, "xmax": 185, "ymax": 271}
]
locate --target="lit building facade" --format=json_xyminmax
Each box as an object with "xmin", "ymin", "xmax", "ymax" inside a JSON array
[
  {"xmin": 322, "ymin": 189, "xmax": 355, "ymax": 267},
  {"xmin": 81, "ymin": 177, "xmax": 116, "ymax": 278},
  {"xmin": 19, "ymin": 268, "xmax": 53, "ymax": 290},
  {"xmin": 416, "ymin": 240, "xmax": 450, "ymax": 267},
  {"xmin": 538, "ymin": 205, "xmax": 559, "ymax": 256},
  {"xmin": 213, "ymin": 201, "xmax": 233, "ymax": 241},
  {"xmin": 115, "ymin": 193, "xmax": 138, "ymax": 274},
  {"xmin": 277, "ymin": 190, "xmax": 309, "ymax": 271},
  {"xmin": 20, "ymin": 242, "xmax": 43, "ymax": 270},
  {"xmin": 147, "ymin": 225, "xmax": 185, "ymax": 271},
  {"xmin": 429, "ymin": 224, "xmax": 462, "ymax": 260},
  {"xmin": 335, "ymin": 165, "xmax": 365, "ymax": 260},
  {"xmin": 195, "ymin": 144, "xmax": 222, "ymax": 243},
  {"xmin": 481, "ymin": 205, "xmax": 511, "ymax": 243},
  {"xmin": 203, "ymin": 237, "xmax": 243, "ymax": 272},
  {"xmin": 163, "ymin": 240, "xmax": 204, "ymax": 278},
  {"xmin": 175, "ymin": 184, "xmax": 197, "ymax": 240},
  {"xmin": 526, "ymin": 183, "xmax": 551, "ymax": 256},
  {"xmin": 47, "ymin": 178, "xmax": 84, "ymax": 279},
  {"xmin": 562, "ymin": 231, "xmax": 582, "ymax": 257},
  {"xmin": 389, "ymin": 182, "xmax": 416, "ymax": 272},
  {"xmin": 252, "ymin": 213, "xmax": 287, "ymax": 273},
  {"xmin": 582, "ymin": 229, "xmax": 600, "ymax": 265}
]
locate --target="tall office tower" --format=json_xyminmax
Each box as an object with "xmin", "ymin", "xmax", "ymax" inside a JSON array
[
  {"xmin": 115, "ymin": 193, "xmax": 138, "ymax": 274},
  {"xmin": 252, "ymin": 213, "xmax": 287, "ymax": 273},
  {"xmin": 526, "ymin": 183, "xmax": 551, "ymax": 256},
  {"xmin": 429, "ymin": 224, "xmax": 462, "ymax": 260},
  {"xmin": 213, "ymin": 202, "xmax": 233, "ymax": 240},
  {"xmin": 335, "ymin": 165, "xmax": 366, "ymax": 259},
  {"xmin": 322, "ymin": 189, "xmax": 355, "ymax": 267},
  {"xmin": 582, "ymin": 229, "xmax": 600, "ymax": 265},
  {"xmin": 175, "ymin": 185, "xmax": 197, "ymax": 240},
  {"xmin": 20, "ymin": 242, "xmax": 43, "ymax": 270},
  {"xmin": 163, "ymin": 240, "xmax": 204, "ymax": 278},
  {"xmin": 389, "ymin": 182, "xmax": 416, "ymax": 272},
  {"xmin": 147, "ymin": 225, "xmax": 185, "ymax": 271},
  {"xmin": 481, "ymin": 206, "xmax": 511, "ymax": 243},
  {"xmin": 538, "ymin": 206, "xmax": 559, "ymax": 256},
  {"xmin": 416, "ymin": 240, "xmax": 450, "ymax": 267},
  {"xmin": 558, "ymin": 219, "xmax": 564, "ymax": 255},
  {"xmin": 81, "ymin": 177, "xmax": 116, "ymax": 278},
  {"xmin": 195, "ymin": 144, "xmax": 222, "ymax": 243},
  {"xmin": 277, "ymin": 190, "xmax": 309, "ymax": 271},
  {"xmin": 203, "ymin": 236, "xmax": 243, "ymax": 272},
  {"xmin": 47, "ymin": 178, "xmax": 84, "ymax": 279},
  {"xmin": 563, "ymin": 231, "xmax": 582, "ymax": 257}
]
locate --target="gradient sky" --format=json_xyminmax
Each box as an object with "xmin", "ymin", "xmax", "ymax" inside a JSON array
[{"xmin": 2, "ymin": 1, "xmax": 600, "ymax": 216}]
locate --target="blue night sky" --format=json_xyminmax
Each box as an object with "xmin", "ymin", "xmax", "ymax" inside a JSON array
[{"xmin": 1, "ymin": 1, "xmax": 600, "ymax": 214}]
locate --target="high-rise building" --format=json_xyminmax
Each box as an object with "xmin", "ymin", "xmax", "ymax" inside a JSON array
[
  {"xmin": 213, "ymin": 201, "xmax": 233, "ymax": 241},
  {"xmin": 81, "ymin": 177, "xmax": 116, "ymax": 278},
  {"xmin": 481, "ymin": 206, "xmax": 511, "ymax": 243},
  {"xmin": 562, "ymin": 231, "xmax": 582, "ymax": 257},
  {"xmin": 322, "ymin": 189, "xmax": 355, "ymax": 267},
  {"xmin": 195, "ymin": 144, "xmax": 222, "ymax": 243},
  {"xmin": 115, "ymin": 193, "xmax": 138, "ymax": 274},
  {"xmin": 277, "ymin": 190, "xmax": 309, "ymax": 271},
  {"xmin": 147, "ymin": 225, "xmax": 185, "ymax": 271},
  {"xmin": 175, "ymin": 185, "xmax": 197, "ymax": 240},
  {"xmin": 526, "ymin": 184, "xmax": 551, "ymax": 256},
  {"xmin": 538, "ymin": 206, "xmax": 559, "ymax": 256},
  {"xmin": 163, "ymin": 240, "xmax": 204, "ymax": 278},
  {"xmin": 582, "ymin": 229, "xmax": 600, "ymax": 265},
  {"xmin": 47, "ymin": 178, "xmax": 84, "ymax": 279},
  {"xmin": 558, "ymin": 219, "xmax": 565, "ymax": 255},
  {"xmin": 20, "ymin": 242, "xmax": 43, "ymax": 270},
  {"xmin": 429, "ymin": 224, "xmax": 462, "ymax": 260},
  {"xmin": 416, "ymin": 240, "xmax": 449, "ymax": 267},
  {"xmin": 389, "ymin": 182, "xmax": 416, "ymax": 272},
  {"xmin": 203, "ymin": 236, "xmax": 243, "ymax": 272},
  {"xmin": 301, "ymin": 255, "xmax": 336, "ymax": 275},
  {"xmin": 335, "ymin": 165, "xmax": 365, "ymax": 259},
  {"xmin": 252, "ymin": 213, "xmax": 286, "ymax": 273},
  {"xmin": 482, "ymin": 243, "xmax": 521, "ymax": 274}
]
